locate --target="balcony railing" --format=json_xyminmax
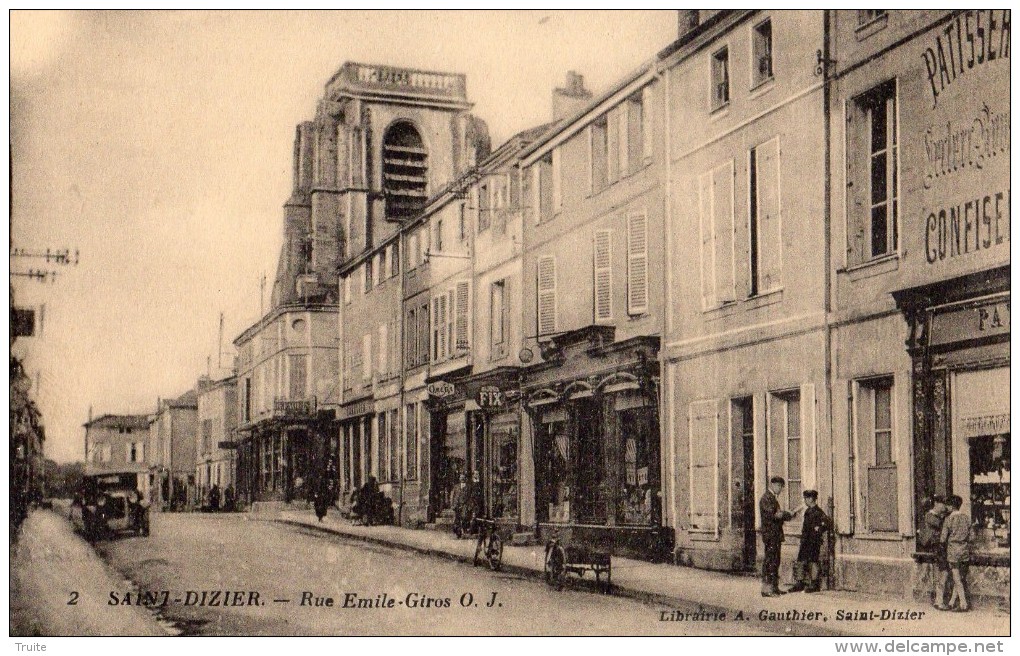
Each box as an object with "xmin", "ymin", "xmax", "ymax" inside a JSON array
[{"xmin": 273, "ymin": 397, "xmax": 317, "ymax": 418}]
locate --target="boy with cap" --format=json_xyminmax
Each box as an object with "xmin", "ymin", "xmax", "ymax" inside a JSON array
[{"xmin": 788, "ymin": 489, "xmax": 831, "ymax": 593}]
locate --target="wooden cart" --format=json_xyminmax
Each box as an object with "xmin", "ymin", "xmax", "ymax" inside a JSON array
[{"xmin": 543, "ymin": 531, "xmax": 612, "ymax": 592}]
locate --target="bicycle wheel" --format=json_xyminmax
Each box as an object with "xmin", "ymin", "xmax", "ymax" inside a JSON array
[
  {"xmin": 544, "ymin": 543, "xmax": 565, "ymax": 590},
  {"xmin": 487, "ymin": 533, "xmax": 503, "ymax": 572},
  {"xmin": 473, "ymin": 534, "xmax": 485, "ymax": 567}
]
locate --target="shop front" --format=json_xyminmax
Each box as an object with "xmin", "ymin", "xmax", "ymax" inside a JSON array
[
  {"xmin": 427, "ymin": 368, "xmax": 524, "ymax": 530},
  {"xmin": 523, "ymin": 326, "xmax": 671, "ymax": 561},
  {"xmin": 894, "ymin": 265, "xmax": 1010, "ymax": 604}
]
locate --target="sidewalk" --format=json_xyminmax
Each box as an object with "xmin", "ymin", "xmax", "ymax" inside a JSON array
[
  {"xmin": 11, "ymin": 509, "xmax": 170, "ymax": 636},
  {"xmin": 276, "ymin": 510, "xmax": 1008, "ymax": 637}
]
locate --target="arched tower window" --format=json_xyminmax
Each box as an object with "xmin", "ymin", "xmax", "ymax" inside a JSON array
[{"xmin": 383, "ymin": 122, "xmax": 428, "ymax": 220}]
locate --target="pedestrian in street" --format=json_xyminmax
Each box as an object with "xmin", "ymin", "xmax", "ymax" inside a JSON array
[
  {"xmin": 940, "ymin": 494, "xmax": 972, "ymax": 612},
  {"xmin": 451, "ymin": 473, "xmax": 469, "ymax": 538},
  {"xmin": 209, "ymin": 484, "xmax": 221, "ymax": 512},
  {"xmin": 918, "ymin": 495, "xmax": 952, "ymax": 609},
  {"xmin": 314, "ymin": 487, "xmax": 329, "ymax": 522},
  {"xmin": 788, "ymin": 490, "xmax": 830, "ymax": 593},
  {"xmin": 224, "ymin": 484, "xmax": 236, "ymax": 512},
  {"xmin": 760, "ymin": 476, "xmax": 794, "ymax": 597}
]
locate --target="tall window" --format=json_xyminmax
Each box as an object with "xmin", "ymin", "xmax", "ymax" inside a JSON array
[
  {"xmin": 388, "ymin": 409, "xmax": 399, "ymax": 482},
  {"xmin": 364, "ymin": 259, "xmax": 373, "ymax": 293},
  {"xmin": 712, "ymin": 47, "xmax": 730, "ymax": 110},
  {"xmin": 857, "ymin": 376, "xmax": 898, "ymax": 532},
  {"xmin": 752, "ymin": 18, "xmax": 773, "ymax": 87},
  {"xmin": 748, "ymin": 138, "xmax": 782, "ymax": 296},
  {"xmin": 243, "ymin": 377, "xmax": 252, "ymax": 422},
  {"xmin": 382, "ymin": 122, "xmax": 428, "ymax": 220},
  {"xmin": 590, "ymin": 117, "xmax": 608, "ymax": 192},
  {"xmin": 405, "ymin": 403, "xmax": 419, "ymax": 479},
  {"xmin": 848, "ymin": 79, "xmax": 898, "ymax": 264},
  {"xmin": 201, "ymin": 419, "xmax": 213, "ymax": 454},
  {"xmin": 769, "ymin": 390, "xmax": 803, "ymax": 507},
  {"xmin": 377, "ymin": 412, "xmax": 388, "ymax": 482},
  {"xmin": 537, "ymin": 154, "xmax": 554, "ymax": 223},
  {"xmin": 362, "ymin": 334, "xmax": 372, "ymax": 383},
  {"xmin": 289, "ymin": 354, "xmax": 307, "ymax": 400}
]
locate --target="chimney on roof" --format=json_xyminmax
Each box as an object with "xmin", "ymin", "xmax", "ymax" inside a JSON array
[
  {"xmin": 552, "ymin": 71, "xmax": 592, "ymax": 121},
  {"xmin": 678, "ymin": 10, "xmax": 701, "ymax": 38}
]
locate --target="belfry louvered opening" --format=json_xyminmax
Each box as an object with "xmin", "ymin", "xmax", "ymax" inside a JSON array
[{"xmin": 383, "ymin": 122, "xmax": 428, "ymax": 220}]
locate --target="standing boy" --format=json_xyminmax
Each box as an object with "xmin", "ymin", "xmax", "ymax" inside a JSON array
[
  {"xmin": 940, "ymin": 494, "xmax": 972, "ymax": 612},
  {"xmin": 789, "ymin": 490, "xmax": 830, "ymax": 593}
]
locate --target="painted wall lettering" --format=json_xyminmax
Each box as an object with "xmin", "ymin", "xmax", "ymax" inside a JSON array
[
  {"xmin": 923, "ymin": 104, "xmax": 1010, "ymax": 188},
  {"xmin": 922, "ymin": 9, "xmax": 1010, "ymax": 109},
  {"xmin": 924, "ymin": 188, "xmax": 1010, "ymax": 263}
]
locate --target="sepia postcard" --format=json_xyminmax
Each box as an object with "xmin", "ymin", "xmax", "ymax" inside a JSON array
[{"xmin": 9, "ymin": 9, "xmax": 1012, "ymax": 645}]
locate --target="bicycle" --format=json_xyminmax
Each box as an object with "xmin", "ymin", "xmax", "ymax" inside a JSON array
[{"xmin": 472, "ymin": 517, "xmax": 503, "ymax": 572}]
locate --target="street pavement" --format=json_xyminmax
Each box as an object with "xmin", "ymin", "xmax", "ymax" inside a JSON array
[
  {"xmin": 10, "ymin": 509, "xmax": 169, "ymax": 636},
  {"xmin": 279, "ymin": 509, "xmax": 1011, "ymax": 637},
  {"xmin": 90, "ymin": 511, "xmax": 777, "ymax": 636}
]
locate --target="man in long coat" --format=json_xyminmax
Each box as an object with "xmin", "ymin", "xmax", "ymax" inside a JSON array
[{"xmin": 760, "ymin": 476, "xmax": 794, "ymax": 597}]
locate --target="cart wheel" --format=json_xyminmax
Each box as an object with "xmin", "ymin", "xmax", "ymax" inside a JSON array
[
  {"xmin": 544, "ymin": 543, "xmax": 566, "ymax": 590},
  {"xmin": 487, "ymin": 533, "xmax": 503, "ymax": 572},
  {"xmin": 473, "ymin": 534, "xmax": 485, "ymax": 567}
]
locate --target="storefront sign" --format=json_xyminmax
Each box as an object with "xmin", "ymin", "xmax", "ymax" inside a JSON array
[
  {"xmin": 961, "ymin": 413, "xmax": 1010, "ymax": 438},
  {"xmin": 923, "ymin": 105, "xmax": 1009, "ymax": 189},
  {"xmin": 930, "ymin": 298, "xmax": 1010, "ymax": 346},
  {"xmin": 427, "ymin": 381, "xmax": 456, "ymax": 398},
  {"xmin": 477, "ymin": 385, "xmax": 505, "ymax": 409},
  {"xmin": 924, "ymin": 189, "xmax": 1010, "ymax": 264},
  {"xmin": 922, "ymin": 10, "xmax": 1011, "ymax": 109}
]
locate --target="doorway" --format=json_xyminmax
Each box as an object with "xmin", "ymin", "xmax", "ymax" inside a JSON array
[{"xmin": 732, "ymin": 397, "xmax": 756, "ymax": 569}]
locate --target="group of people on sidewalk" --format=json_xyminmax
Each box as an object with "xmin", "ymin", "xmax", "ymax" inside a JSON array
[
  {"xmin": 919, "ymin": 494, "xmax": 973, "ymax": 612},
  {"xmin": 759, "ymin": 476, "xmax": 973, "ymax": 612},
  {"xmin": 759, "ymin": 477, "xmax": 830, "ymax": 597},
  {"xmin": 200, "ymin": 484, "xmax": 236, "ymax": 512}
]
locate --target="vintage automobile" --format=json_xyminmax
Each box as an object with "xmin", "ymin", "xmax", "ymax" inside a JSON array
[{"xmin": 72, "ymin": 472, "xmax": 150, "ymax": 539}]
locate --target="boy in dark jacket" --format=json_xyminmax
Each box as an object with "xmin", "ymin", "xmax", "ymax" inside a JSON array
[{"xmin": 789, "ymin": 490, "xmax": 831, "ymax": 593}]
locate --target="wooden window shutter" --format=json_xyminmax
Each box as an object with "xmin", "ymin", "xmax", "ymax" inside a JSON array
[
  {"xmin": 641, "ymin": 86, "xmax": 653, "ymax": 163},
  {"xmin": 800, "ymin": 383, "xmax": 817, "ymax": 490},
  {"xmin": 617, "ymin": 103, "xmax": 630, "ymax": 177},
  {"xmin": 756, "ymin": 137, "xmax": 783, "ymax": 291},
  {"xmin": 627, "ymin": 212, "xmax": 648, "ymax": 315},
  {"xmin": 455, "ymin": 280, "xmax": 470, "ymax": 351},
  {"xmin": 593, "ymin": 229, "xmax": 613, "ymax": 321},
  {"xmin": 712, "ymin": 160, "xmax": 736, "ymax": 303},
  {"xmin": 607, "ymin": 108, "xmax": 620, "ymax": 183},
  {"xmin": 362, "ymin": 333, "xmax": 372, "ymax": 381},
  {"xmin": 698, "ymin": 172, "xmax": 715, "ymax": 308},
  {"xmin": 537, "ymin": 256, "xmax": 557, "ymax": 336},
  {"xmin": 688, "ymin": 399, "xmax": 719, "ymax": 534},
  {"xmin": 552, "ymin": 148, "xmax": 562, "ymax": 211},
  {"xmin": 378, "ymin": 323, "xmax": 388, "ymax": 375}
]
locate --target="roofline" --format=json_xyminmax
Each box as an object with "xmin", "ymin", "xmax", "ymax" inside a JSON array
[
  {"xmin": 519, "ymin": 59, "xmax": 657, "ymax": 165},
  {"xmin": 233, "ymin": 302, "xmax": 339, "ymax": 346}
]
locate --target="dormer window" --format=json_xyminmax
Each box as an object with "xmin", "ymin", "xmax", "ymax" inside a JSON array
[{"xmin": 383, "ymin": 122, "xmax": 428, "ymax": 220}]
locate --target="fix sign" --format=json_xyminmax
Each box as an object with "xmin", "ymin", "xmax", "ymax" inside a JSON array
[{"xmin": 477, "ymin": 385, "xmax": 505, "ymax": 408}]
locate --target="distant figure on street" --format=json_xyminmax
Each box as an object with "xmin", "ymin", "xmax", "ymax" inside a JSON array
[
  {"xmin": 788, "ymin": 490, "xmax": 830, "ymax": 593},
  {"xmin": 919, "ymin": 495, "xmax": 952, "ymax": 609},
  {"xmin": 314, "ymin": 487, "xmax": 329, "ymax": 522},
  {"xmin": 759, "ymin": 476, "xmax": 794, "ymax": 597},
  {"xmin": 451, "ymin": 473, "xmax": 471, "ymax": 537},
  {"xmin": 209, "ymin": 484, "xmax": 221, "ymax": 512},
  {"xmin": 940, "ymin": 494, "xmax": 972, "ymax": 612},
  {"xmin": 224, "ymin": 484, "xmax": 236, "ymax": 512}
]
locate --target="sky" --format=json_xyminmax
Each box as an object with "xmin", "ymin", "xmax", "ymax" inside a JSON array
[{"xmin": 9, "ymin": 10, "xmax": 678, "ymax": 463}]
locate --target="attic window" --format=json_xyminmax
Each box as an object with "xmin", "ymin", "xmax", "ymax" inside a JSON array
[{"xmin": 383, "ymin": 122, "xmax": 428, "ymax": 220}]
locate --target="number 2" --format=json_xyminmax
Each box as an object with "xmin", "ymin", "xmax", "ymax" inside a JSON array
[{"xmin": 67, "ymin": 591, "xmax": 79, "ymax": 605}]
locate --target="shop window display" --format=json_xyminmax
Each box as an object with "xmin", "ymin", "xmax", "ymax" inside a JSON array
[{"xmin": 969, "ymin": 432, "xmax": 1010, "ymax": 552}]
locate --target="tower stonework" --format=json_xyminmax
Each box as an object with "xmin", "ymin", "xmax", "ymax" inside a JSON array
[{"xmin": 272, "ymin": 62, "xmax": 490, "ymax": 309}]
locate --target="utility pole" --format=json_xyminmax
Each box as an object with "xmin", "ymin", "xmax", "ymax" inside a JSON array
[{"xmin": 218, "ymin": 312, "xmax": 225, "ymax": 370}]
